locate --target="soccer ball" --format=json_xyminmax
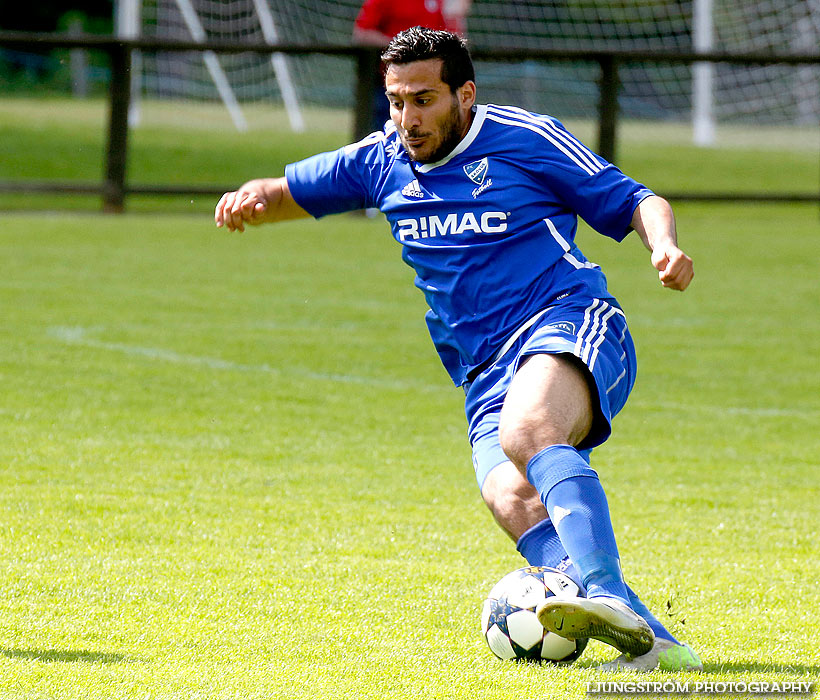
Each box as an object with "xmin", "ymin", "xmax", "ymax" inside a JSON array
[{"xmin": 481, "ymin": 566, "xmax": 588, "ymax": 663}]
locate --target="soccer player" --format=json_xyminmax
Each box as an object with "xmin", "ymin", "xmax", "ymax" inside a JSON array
[{"xmin": 215, "ymin": 27, "xmax": 702, "ymax": 671}]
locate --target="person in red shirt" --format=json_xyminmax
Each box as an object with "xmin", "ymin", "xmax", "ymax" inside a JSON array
[
  {"xmin": 353, "ymin": 0, "xmax": 470, "ymax": 130},
  {"xmin": 354, "ymin": 0, "xmax": 454, "ymax": 45}
]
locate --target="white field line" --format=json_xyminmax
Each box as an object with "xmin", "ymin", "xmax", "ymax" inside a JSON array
[
  {"xmin": 629, "ymin": 400, "xmax": 819, "ymax": 421},
  {"xmin": 47, "ymin": 326, "xmax": 444, "ymax": 394}
]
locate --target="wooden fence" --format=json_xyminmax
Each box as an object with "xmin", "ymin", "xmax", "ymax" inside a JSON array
[{"xmin": 0, "ymin": 30, "xmax": 818, "ymax": 212}]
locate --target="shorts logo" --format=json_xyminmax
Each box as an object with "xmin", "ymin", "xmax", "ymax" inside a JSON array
[
  {"xmin": 463, "ymin": 158, "xmax": 489, "ymax": 185},
  {"xmin": 548, "ymin": 322, "xmax": 576, "ymax": 334},
  {"xmin": 401, "ymin": 179, "xmax": 425, "ymax": 199}
]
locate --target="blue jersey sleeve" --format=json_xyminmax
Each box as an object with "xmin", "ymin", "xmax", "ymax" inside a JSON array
[
  {"xmin": 547, "ymin": 161, "xmax": 654, "ymax": 242},
  {"xmin": 527, "ymin": 118, "xmax": 653, "ymax": 241},
  {"xmin": 285, "ymin": 133, "xmax": 387, "ymax": 217}
]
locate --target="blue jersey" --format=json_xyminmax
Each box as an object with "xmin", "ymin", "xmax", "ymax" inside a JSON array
[{"xmin": 285, "ymin": 104, "xmax": 653, "ymax": 386}]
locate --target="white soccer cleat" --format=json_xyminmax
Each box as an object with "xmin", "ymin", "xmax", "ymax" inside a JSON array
[
  {"xmin": 536, "ymin": 595, "xmax": 655, "ymax": 658},
  {"xmin": 598, "ymin": 638, "xmax": 704, "ymax": 672}
]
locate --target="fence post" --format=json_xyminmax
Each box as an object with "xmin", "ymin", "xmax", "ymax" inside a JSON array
[
  {"xmin": 353, "ymin": 47, "xmax": 381, "ymax": 142},
  {"xmin": 597, "ymin": 54, "xmax": 620, "ymax": 164},
  {"xmin": 104, "ymin": 41, "xmax": 132, "ymax": 213}
]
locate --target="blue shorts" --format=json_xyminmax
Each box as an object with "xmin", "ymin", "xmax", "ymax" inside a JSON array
[{"xmin": 465, "ymin": 295, "xmax": 637, "ymax": 490}]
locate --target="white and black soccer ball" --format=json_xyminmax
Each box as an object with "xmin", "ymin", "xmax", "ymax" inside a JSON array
[{"xmin": 481, "ymin": 566, "xmax": 588, "ymax": 663}]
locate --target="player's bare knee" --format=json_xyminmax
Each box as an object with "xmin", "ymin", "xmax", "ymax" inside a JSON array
[
  {"xmin": 496, "ymin": 416, "xmax": 528, "ymax": 469},
  {"xmin": 481, "ymin": 462, "xmax": 546, "ymax": 540},
  {"xmin": 498, "ymin": 413, "xmax": 565, "ymax": 469}
]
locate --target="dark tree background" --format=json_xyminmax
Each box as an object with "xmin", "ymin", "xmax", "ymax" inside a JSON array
[
  {"xmin": 0, "ymin": 0, "xmax": 113, "ymax": 33},
  {"xmin": 0, "ymin": 2, "xmax": 115, "ymax": 93}
]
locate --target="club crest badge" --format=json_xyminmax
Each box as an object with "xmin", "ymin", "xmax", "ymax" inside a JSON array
[{"xmin": 463, "ymin": 158, "xmax": 489, "ymax": 185}]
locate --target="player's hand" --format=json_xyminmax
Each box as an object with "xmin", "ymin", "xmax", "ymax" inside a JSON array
[
  {"xmin": 214, "ymin": 187, "xmax": 268, "ymax": 232},
  {"xmin": 651, "ymin": 245, "xmax": 693, "ymax": 291}
]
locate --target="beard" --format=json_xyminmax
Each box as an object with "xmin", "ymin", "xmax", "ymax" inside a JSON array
[{"xmin": 401, "ymin": 97, "xmax": 467, "ymax": 164}]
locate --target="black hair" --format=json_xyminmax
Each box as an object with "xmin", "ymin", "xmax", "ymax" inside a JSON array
[{"xmin": 380, "ymin": 27, "xmax": 475, "ymax": 93}]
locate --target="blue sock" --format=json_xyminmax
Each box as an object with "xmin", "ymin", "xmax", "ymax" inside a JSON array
[
  {"xmin": 516, "ymin": 518, "xmax": 679, "ymax": 644},
  {"xmin": 526, "ymin": 444, "xmax": 630, "ymax": 604},
  {"xmin": 625, "ymin": 583, "xmax": 678, "ymax": 644},
  {"xmin": 516, "ymin": 519, "xmax": 568, "ymax": 569}
]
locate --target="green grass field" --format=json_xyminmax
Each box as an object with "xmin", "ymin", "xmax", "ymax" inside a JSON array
[
  {"xmin": 1, "ymin": 97, "xmax": 818, "ymax": 211},
  {"xmin": 1, "ymin": 98, "xmax": 819, "ymax": 699}
]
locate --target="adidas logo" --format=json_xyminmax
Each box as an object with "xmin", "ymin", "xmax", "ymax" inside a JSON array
[{"xmin": 401, "ymin": 180, "xmax": 425, "ymax": 199}]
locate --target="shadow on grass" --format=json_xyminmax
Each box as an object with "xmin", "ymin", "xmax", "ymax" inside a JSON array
[
  {"xmin": 570, "ymin": 658, "xmax": 820, "ymax": 676},
  {"xmin": 703, "ymin": 660, "xmax": 820, "ymax": 676},
  {"xmin": 0, "ymin": 647, "xmax": 136, "ymax": 664}
]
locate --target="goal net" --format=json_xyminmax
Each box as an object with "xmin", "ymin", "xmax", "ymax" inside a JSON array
[
  {"xmin": 467, "ymin": 0, "xmax": 819, "ymax": 137},
  {"xmin": 134, "ymin": 0, "xmax": 820, "ymax": 139}
]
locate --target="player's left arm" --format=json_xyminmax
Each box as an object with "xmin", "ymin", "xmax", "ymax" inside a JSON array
[
  {"xmin": 215, "ymin": 177, "xmax": 310, "ymax": 233},
  {"xmin": 630, "ymin": 195, "xmax": 694, "ymax": 291}
]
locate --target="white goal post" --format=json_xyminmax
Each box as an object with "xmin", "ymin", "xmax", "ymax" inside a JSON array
[
  {"xmin": 692, "ymin": 0, "xmax": 716, "ymax": 146},
  {"xmin": 115, "ymin": 0, "xmax": 143, "ymax": 126}
]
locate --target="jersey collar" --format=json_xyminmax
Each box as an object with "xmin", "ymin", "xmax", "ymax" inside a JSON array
[{"xmin": 415, "ymin": 104, "xmax": 487, "ymax": 173}]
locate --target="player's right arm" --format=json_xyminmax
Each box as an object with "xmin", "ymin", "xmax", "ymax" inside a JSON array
[
  {"xmin": 214, "ymin": 177, "xmax": 310, "ymax": 232},
  {"xmin": 630, "ymin": 195, "xmax": 694, "ymax": 291}
]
